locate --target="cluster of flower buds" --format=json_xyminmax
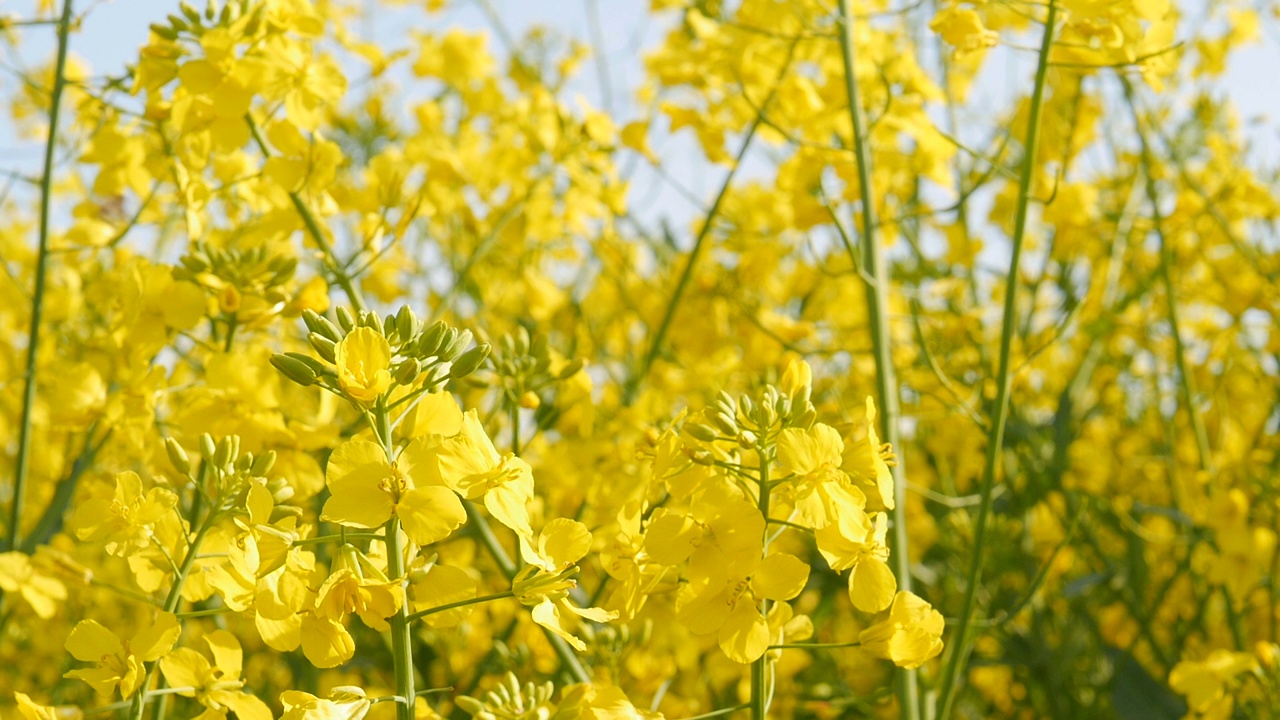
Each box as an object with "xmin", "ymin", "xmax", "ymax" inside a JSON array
[
  {"xmin": 683, "ymin": 383, "xmax": 818, "ymax": 455},
  {"xmin": 148, "ymin": 0, "xmax": 264, "ymax": 41},
  {"xmin": 455, "ymin": 673, "xmax": 555, "ymax": 720},
  {"xmin": 270, "ymin": 305, "xmax": 490, "ymax": 397},
  {"xmin": 174, "ymin": 241, "xmax": 297, "ymax": 318},
  {"xmin": 472, "ymin": 326, "xmax": 584, "ymax": 430},
  {"xmin": 165, "ymin": 433, "xmax": 294, "ymax": 512}
]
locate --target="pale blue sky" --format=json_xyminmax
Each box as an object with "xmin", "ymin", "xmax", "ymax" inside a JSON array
[{"xmin": 3, "ymin": 0, "xmax": 1278, "ymax": 233}]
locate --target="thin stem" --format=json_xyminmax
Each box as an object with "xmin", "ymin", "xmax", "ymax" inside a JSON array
[
  {"xmin": 934, "ymin": 3, "xmax": 1059, "ymax": 718},
  {"xmin": 1121, "ymin": 79, "xmax": 1212, "ymax": 472},
  {"xmin": 7, "ymin": 0, "xmax": 74, "ymax": 553},
  {"xmin": 244, "ymin": 114, "xmax": 366, "ymax": 313},
  {"xmin": 834, "ymin": 2, "xmax": 918, "ymax": 716},
  {"xmin": 405, "ymin": 590, "xmax": 514, "ymax": 623},
  {"xmin": 384, "ymin": 518, "xmax": 416, "ymax": 720},
  {"xmin": 686, "ymin": 705, "xmax": 750, "ymax": 720},
  {"xmin": 750, "ymin": 442, "xmax": 772, "ymax": 720},
  {"xmin": 769, "ymin": 641, "xmax": 861, "ymax": 650}
]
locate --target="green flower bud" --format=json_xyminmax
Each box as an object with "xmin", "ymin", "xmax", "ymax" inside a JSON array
[
  {"xmin": 307, "ymin": 332, "xmax": 337, "ymax": 363},
  {"xmin": 335, "ymin": 306, "xmax": 355, "ymax": 334},
  {"xmin": 271, "ymin": 353, "xmax": 319, "ymax": 386},
  {"xmin": 450, "ymin": 343, "xmax": 491, "ymax": 379},
  {"xmin": 302, "ymin": 309, "xmax": 342, "ymax": 342},
  {"xmin": 164, "ymin": 437, "xmax": 191, "ymax": 475}
]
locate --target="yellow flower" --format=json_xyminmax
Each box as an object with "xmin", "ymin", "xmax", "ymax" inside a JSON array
[
  {"xmin": 321, "ymin": 438, "xmax": 466, "ymax": 546},
  {"xmin": 842, "ymin": 397, "xmax": 896, "ymax": 512},
  {"xmin": 858, "ymin": 592, "xmax": 944, "ymax": 669},
  {"xmin": 514, "ymin": 519, "xmax": 617, "ymax": 651},
  {"xmin": 0, "ymin": 551, "xmax": 67, "ymax": 619},
  {"xmin": 1169, "ymin": 649, "xmax": 1258, "ymax": 717},
  {"xmin": 14, "ymin": 692, "xmax": 80, "ymax": 720},
  {"xmin": 72, "ymin": 471, "xmax": 177, "ymax": 556},
  {"xmin": 335, "ymin": 327, "xmax": 392, "ymax": 403},
  {"xmin": 158, "ymin": 631, "xmax": 272, "ymax": 720},
  {"xmin": 64, "ymin": 612, "xmax": 180, "ymax": 698},
  {"xmin": 775, "ymin": 422, "xmax": 867, "ymax": 528},
  {"xmin": 427, "ymin": 410, "xmax": 535, "ymax": 540},
  {"xmin": 279, "ymin": 687, "xmax": 371, "ymax": 720},
  {"xmin": 816, "ymin": 511, "xmax": 896, "ymax": 613},
  {"xmin": 314, "ymin": 544, "xmax": 404, "ymax": 631}
]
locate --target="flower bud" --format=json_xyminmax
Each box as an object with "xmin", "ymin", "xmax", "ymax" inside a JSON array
[
  {"xmin": 450, "ymin": 343, "xmax": 491, "ymax": 379},
  {"xmin": 335, "ymin": 306, "xmax": 356, "ymax": 334},
  {"xmin": 302, "ymin": 309, "xmax": 342, "ymax": 342},
  {"xmin": 164, "ymin": 437, "xmax": 191, "ymax": 475},
  {"xmin": 307, "ymin": 332, "xmax": 337, "ymax": 363},
  {"xmin": 271, "ymin": 353, "xmax": 319, "ymax": 386}
]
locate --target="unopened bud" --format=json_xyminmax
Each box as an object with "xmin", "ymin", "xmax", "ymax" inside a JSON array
[
  {"xmin": 164, "ymin": 437, "xmax": 191, "ymax": 475},
  {"xmin": 450, "ymin": 343, "xmax": 491, "ymax": 379},
  {"xmin": 271, "ymin": 353, "xmax": 319, "ymax": 386},
  {"xmin": 307, "ymin": 332, "xmax": 337, "ymax": 363},
  {"xmin": 302, "ymin": 309, "xmax": 342, "ymax": 342}
]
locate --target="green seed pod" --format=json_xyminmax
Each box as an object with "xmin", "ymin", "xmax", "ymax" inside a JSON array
[
  {"xmin": 450, "ymin": 343, "xmax": 491, "ymax": 379},
  {"xmin": 164, "ymin": 437, "xmax": 191, "ymax": 475},
  {"xmin": 307, "ymin": 333, "xmax": 337, "ymax": 363}
]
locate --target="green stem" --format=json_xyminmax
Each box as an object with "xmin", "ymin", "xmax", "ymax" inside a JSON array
[
  {"xmin": 7, "ymin": 0, "xmax": 74, "ymax": 553},
  {"xmin": 934, "ymin": 3, "xmax": 1059, "ymax": 718},
  {"xmin": 834, "ymin": 3, "xmax": 918, "ymax": 716},
  {"xmin": 131, "ymin": 507, "xmax": 220, "ymax": 720},
  {"xmin": 1121, "ymin": 79, "xmax": 1212, "ymax": 472},
  {"xmin": 769, "ymin": 641, "xmax": 861, "ymax": 650},
  {"xmin": 385, "ymin": 517, "xmax": 416, "ymax": 720},
  {"xmin": 686, "ymin": 705, "xmax": 750, "ymax": 720},
  {"xmin": 406, "ymin": 590, "xmax": 514, "ymax": 623},
  {"xmin": 244, "ymin": 114, "xmax": 366, "ymax": 313},
  {"xmin": 750, "ymin": 445, "xmax": 772, "ymax": 720}
]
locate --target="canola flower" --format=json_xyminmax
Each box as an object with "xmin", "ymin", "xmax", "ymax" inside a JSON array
[{"xmin": 0, "ymin": 0, "xmax": 1277, "ymax": 719}]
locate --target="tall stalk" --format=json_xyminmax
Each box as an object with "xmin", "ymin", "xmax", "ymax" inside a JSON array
[
  {"xmin": 934, "ymin": 3, "xmax": 1059, "ymax": 718},
  {"xmin": 834, "ymin": 2, "xmax": 918, "ymax": 717},
  {"xmin": 750, "ymin": 442, "xmax": 772, "ymax": 720},
  {"xmin": 8, "ymin": 0, "xmax": 75, "ymax": 553}
]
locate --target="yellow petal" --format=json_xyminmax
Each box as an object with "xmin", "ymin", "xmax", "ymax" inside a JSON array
[
  {"xmin": 849, "ymin": 557, "xmax": 896, "ymax": 613},
  {"xmin": 718, "ymin": 599, "xmax": 769, "ymax": 664},
  {"xmin": 538, "ymin": 518, "xmax": 592, "ymax": 569},
  {"xmin": 158, "ymin": 648, "xmax": 209, "ymax": 693},
  {"xmin": 300, "ymin": 614, "xmax": 355, "ymax": 669},
  {"xmin": 398, "ymin": 486, "xmax": 466, "ymax": 545},
  {"xmin": 412, "ymin": 564, "xmax": 476, "ymax": 628},
  {"xmin": 130, "ymin": 611, "xmax": 180, "ymax": 662},
  {"xmin": 643, "ymin": 512, "xmax": 701, "ymax": 566},
  {"xmin": 204, "ymin": 630, "xmax": 243, "ymax": 679},
  {"xmin": 751, "ymin": 553, "xmax": 810, "ymax": 601},
  {"xmin": 530, "ymin": 597, "xmax": 586, "ymax": 651},
  {"xmin": 65, "ymin": 620, "xmax": 123, "ymax": 662}
]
